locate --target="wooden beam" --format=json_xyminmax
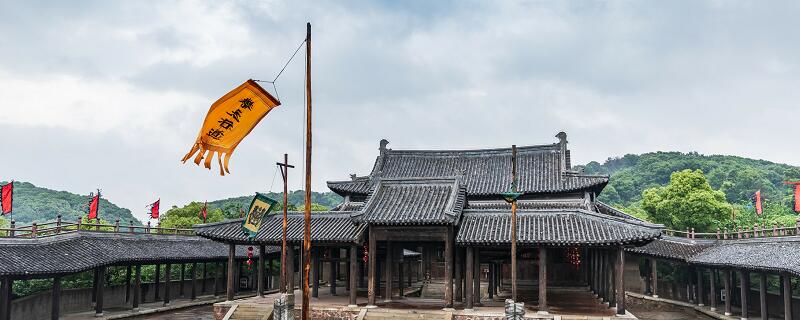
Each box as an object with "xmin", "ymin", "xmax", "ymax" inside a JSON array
[
  {"xmin": 349, "ymin": 245, "xmax": 358, "ymax": 307},
  {"xmin": 465, "ymin": 247, "xmax": 474, "ymax": 310},
  {"xmin": 538, "ymin": 247, "xmax": 548, "ymax": 314},
  {"xmin": 783, "ymin": 273, "xmax": 792, "ymax": 320},
  {"xmin": 227, "ymin": 244, "xmax": 235, "ymax": 301},
  {"xmin": 445, "ymin": 226, "xmax": 454, "ymax": 308},
  {"xmin": 51, "ymin": 276, "xmax": 60, "ymax": 320},
  {"xmin": 95, "ymin": 267, "xmax": 105, "ymax": 316},
  {"xmin": 368, "ymin": 227, "xmax": 377, "ymax": 306},
  {"xmin": 164, "ymin": 264, "xmax": 172, "ymax": 306},
  {"xmin": 615, "ymin": 248, "xmax": 625, "ymax": 315},
  {"xmin": 133, "ymin": 265, "xmax": 141, "ymax": 311}
]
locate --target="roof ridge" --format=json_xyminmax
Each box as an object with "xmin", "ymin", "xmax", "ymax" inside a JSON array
[{"xmin": 385, "ymin": 143, "xmax": 559, "ymax": 155}]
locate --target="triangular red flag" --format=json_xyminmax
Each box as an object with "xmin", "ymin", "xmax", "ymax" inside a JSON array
[
  {"xmin": 794, "ymin": 185, "xmax": 800, "ymax": 213},
  {"xmin": 149, "ymin": 199, "xmax": 160, "ymax": 219},
  {"xmin": 87, "ymin": 191, "xmax": 100, "ymax": 220},
  {"xmin": 201, "ymin": 201, "xmax": 207, "ymax": 222},
  {"xmin": 1, "ymin": 181, "xmax": 12, "ymax": 215},
  {"xmin": 754, "ymin": 190, "xmax": 763, "ymax": 215}
]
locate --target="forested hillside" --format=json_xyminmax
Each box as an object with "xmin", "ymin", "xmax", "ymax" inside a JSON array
[
  {"xmin": 0, "ymin": 181, "xmax": 139, "ymax": 225},
  {"xmin": 578, "ymin": 152, "xmax": 800, "ymax": 206},
  {"xmin": 207, "ymin": 191, "xmax": 342, "ymax": 218}
]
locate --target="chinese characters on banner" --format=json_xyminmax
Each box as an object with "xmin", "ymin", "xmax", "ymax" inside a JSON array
[
  {"xmin": 242, "ymin": 193, "xmax": 278, "ymax": 238},
  {"xmin": 181, "ymin": 80, "xmax": 281, "ymax": 175}
]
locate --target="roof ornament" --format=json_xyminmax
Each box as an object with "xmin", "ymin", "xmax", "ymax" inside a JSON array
[
  {"xmin": 379, "ymin": 139, "xmax": 389, "ymax": 156},
  {"xmin": 350, "ymin": 174, "xmax": 357, "ymax": 181}
]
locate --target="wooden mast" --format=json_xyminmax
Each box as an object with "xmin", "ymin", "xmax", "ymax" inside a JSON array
[
  {"xmin": 277, "ymin": 153, "xmax": 294, "ymax": 294},
  {"xmin": 511, "ymin": 145, "xmax": 518, "ymax": 301},
  {"xmin": 301, "ymin": 22, "xmax": 313, "ymax": 320}
]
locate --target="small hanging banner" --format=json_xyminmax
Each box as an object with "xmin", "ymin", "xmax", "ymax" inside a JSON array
[
  {"xmin": 181, "ymin": 80, "xmax": 281, "ymax": 176},
  {"xmin": 148, "ymin": 199, "xmax": 160, "ymax": 219},
  {"xmin": 242, "ymin": 192, "xmax": 278, "ymax": 238},
  {"xmin": 87, "ymin": 190, "xmax": 100, "ymax": 220},
  {"xmin": 794, "ymin": 185, "xmax": 800, "ymax": 213},
  {"xmin": 1, "ymin": 181, "xmax": 12, "ymax": 215},
  {"xmin": 753, "ymin": 190, "xmax": 763, "ymax": 215}
]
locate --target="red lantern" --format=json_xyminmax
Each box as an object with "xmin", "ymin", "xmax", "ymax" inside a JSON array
[
  {"xmin": 362, "ymin": 244, "xmax": 369, "ymax": 263},
  {"xmin": 246, "ymin": 246, "xmax": 254, "ymax": 270}
]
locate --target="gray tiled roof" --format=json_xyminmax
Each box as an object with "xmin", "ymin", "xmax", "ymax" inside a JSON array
[
  {"xmin": 595, "ymin": 202, "xmax": 648, "ymax": 223},
  {"xmin": 0, "ymin": 232, "xmax": 268, "ymax": 278},
  {"xmin": 456, "ymin": 209, "xmax": 662, "ymax": 246},
  {"xmin": 328, "ymin": 143, "xmax": 608, "ymax": 197},
  {"xmin": 353, "ymin": 177, "xmax": 466, "ymax": 225},
  {"xmin": 626, "ymin": 236, "xmax": 713, "ymax": 262},
  {"xmin": 466, "ymin": 200, "xmax": 588, "ymax": 210},
  {"xmin": 194, "ymin": 212, "xmax": 366, "ymax": 245}
]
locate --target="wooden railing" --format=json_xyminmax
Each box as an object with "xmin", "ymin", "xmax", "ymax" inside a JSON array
[
  {"xmin": 0, "ymin": 215, "xmax": 194, "ymax": 238},
  {"xmin": 665, "ymin": 220, "xmax": 800, "ymax": 240}
]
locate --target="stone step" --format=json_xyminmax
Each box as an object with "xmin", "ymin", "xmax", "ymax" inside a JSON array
[{"xmin": 364, "ymin": 310, "xmax": 450, "ymax": 320}]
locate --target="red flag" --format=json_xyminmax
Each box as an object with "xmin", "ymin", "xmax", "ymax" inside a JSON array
[
  {"xmin": 148, "ymin": 199, "xmax": 160, "ymax": 219},
  {"xmin": 754, "ymin": 190, "xmax": 763, "ymax": 215},
  {"xmin": 201, "ymin": 201, "xmax": 207, "ymax": 222},
  {"xmin": 794, "ymin": 185, "xmax": 800, "ymax": 213},
  {"xmin": 1, "ymin": 181, "xmax": 12, "ymax": 215},
  {"xmin": 87, "ymin": 191, "xmax": 100, "ymax": 220}
]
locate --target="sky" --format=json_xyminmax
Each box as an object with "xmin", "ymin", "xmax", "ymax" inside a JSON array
[{"xmin": 1, "ymin": 1, "xmax": 799, "ymax": 221}]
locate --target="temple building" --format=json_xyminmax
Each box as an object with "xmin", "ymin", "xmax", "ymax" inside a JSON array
[{"xmin": 196, "ymin": 132, "xmax": 664, "ymax": 315}]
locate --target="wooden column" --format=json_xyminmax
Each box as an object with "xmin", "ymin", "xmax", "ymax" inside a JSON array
[
  {"xmin": 179, "ymin": 264, "xmax": 185, "ymax": 297},
  {"xmin": 312, "ymin": 248, "xmax": 320, "ymax": 298},
  {"xmin": 384, "ymin": 242, "xmax": 393, "ymax": 302},
  {"xmin": 133, "ymin": 265, "xmax": 141, "ymax": 311},
  {"xmin": 741, "ymin": 270, "xmax": 750, "ymax": 320},
  {"xmin": 609, "ymin": 251, "xmax": 617, "ymax": 307},
  {"xmin": 92, "ymin": 267, "xmax": 99, "ymax": 306},
  {"xmin": 698, "ymin": 268, "xmax": 705, "ymax": 307},
  {"xmin": 266, "ymin": 258, "xmax": 272, "ymax": 291},
  {"xmin": 214, "ymin": 262, "xmax": 222, "ymax": 297},
  {"xmin": 455, "ymin": 248, "xmax": 462, "ymax": 302},
  {"xmin": 783, "ymin": 273, "xmax": 792, "ymax": 320},
  {"xmin": 95, "ymin": 267, "xmax": 105, "ymax": 316},
  {"xmin": 465, "ymin": 247, "xmax": 474, "ymax": 310},
  {"xmin": 725, "ymin": 270, "xmax": 733, "ymax": 316},
  {"xmin": 154, "ymin": 264, "xmax": 161, "ymax": 301},
  {"xmin": 258, "ymin": 245, "xmax": 265, "ymax": 297},
  {"xmin": 331, "ymin": 248, "xmax": 339, "ymax": 296},
  {"xmin": 538, "ymin": 247, "xmax": 548, "ymax": 314},
  {"xmin": 616, "ymin": 248, "xmax": 626, "ymax": 315},
  {"xmin": 164, "ymin": 264, "xmax": 172, "ymax": 306},
  {"xmin": 51, "ymin": 276, "xmax": 61, "ymax": 320},
  {"xmin": 473, "ymin": 248, "xmax": 480, "ymax": 305},
  {"xmin": 398, "ymin": 251, "xmax": 404, "ymax": 298},
  {"xmin": 125, "ymin": 265, "xmax": 132, "ymax": 303},
  {"xmin": 600, "ymin": 251, "xmax": 607, "ymax": 302},
  {"xmin": 202, "ymin": 263, "xmax": 208, "ymax": 294},
  {"xmin": 286, "ymin": 245, "xmax": 295, "ymax": 294},
  {"xmin": 488, "ymin": 261, "xmax": 494, "ymax": 300},
  {"xmin": 227, "ymin": 244, "xmax": 235, "ymax": 301},
  {"xmin": 760, "ymin": 273, "xmax": 768, "ymax": 320},
  {"xmin": 350, "ymin": 245, "xmax": 358, "ymax": 307},
  {"xmin": 651, "ymin": 258, "xmax": 659, "ymax": 298},
  {"xmin": 368, "ymin": 228, "xmax": 377, "ymax": 306},
  {"xmin": 191, "ymin": 263, "xmax": 198, "ymax": 300},
  {"xmin": 1, "ymin": 278, "xmax": 12, "ymax": 320},
  {"xmin": 445, "ymin": 226, "xmax": 454, "ymax": 308},
  {"xmin": 710, "ymin": 269, "xmax": 718, "ymax": 311}
]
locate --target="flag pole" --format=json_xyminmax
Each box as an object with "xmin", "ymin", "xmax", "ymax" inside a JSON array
[
  {"xmin": 301, "ymin": 22, "xmax": 313, "ymax": 320},
  {"xmin": 510, "ymin": 145, "xmax": 518, "ymax": 301},
  {"xmin": 277, "ymin": 154, "xmax": 294, "ymax": 294}
]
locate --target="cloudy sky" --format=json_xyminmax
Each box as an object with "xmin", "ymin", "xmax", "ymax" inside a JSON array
[{"xmin": 1, "ymin": 1, "xmax": 799, "ymax": 221}]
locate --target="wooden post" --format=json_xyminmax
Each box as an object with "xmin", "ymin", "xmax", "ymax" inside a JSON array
[
  {"xmin": 1, "ymin": 278, "xmax": 11, "ymax": 320},
  {"xmin": 465, "ymin": 247, "xmax": 474, "ymax": 310},
  {"xmin": 287, "ymin": 245, "xmax": 296, "ymax": 294},
  {"xmin": 511, "ymin": 144, "xmax": 518, "ymax": 301},
  {"xmin": 301, "ymin": 22, "xmax": 314, "ymax": 320},
  {"xmin": 214, "ymin": 262, "xmax": 222, "ymax": 297},
  {"xmin": 133, "ymin": 265, "xmax": 141, "ymax": 312},
  {"xmin": 697, "ymin": 268, "xmax": 704, "ymax": 306},
  {"xmin": 92, "ymin": 267, "xmax": 98, "ymax": 306},
  {"xmin": 725, "ymin": 270, "xmax": 733, "ymax": 316},
  {"xmin": 312, "ymin": 248, "xmax": 319, "ymax": 298},
  {"xmin": 539, "ymin": 247, "xmax": 548, "ymax": 314},
  {"xmin": 179, "ymin": 264, "xmax": 185, "ymax": 297},
  {"xmin": 455, "ymin": 248, "xmax": 462, "ymax": 302},
  {"xmin": 445, "ymin": 226, "xmax": 454, "ymax": 308},
  {"xmin": 51, "ymin": 276, "xmax": 61, "ymax": 320},
  {"xmin": 125, "ymin": 265, "xmax": 132, "ymax": 303},
  {"xmin": 398, "ymin": 252, "xmax": 404, "ymax": 298},
  {"xmin": 277, "ymin": 154, "xmax": 293, "ymax": 294},
  {"xmin": 154, "ymin": 264, "xmax": 161, "ymax": 301},
  {"xmin": 488, "ymin": 261, "xmax": 494, "ymax": 300},
  {"xmin": 473, "ymin": 248, "xmax": 480, "ymax": 304},
  {"xmin": 331, "ymin": 248, "xmax": 338, "ymax": 296},
  {"xmin": 783, "ymin": 273, "xmax": 792, "ymax": 320},
  {"xmin": 164, "ymin": 264, "xmax": 172, "ymax": 306},
  {"xmin": 191, "ymin": 263, "xmax": 197, "ymax": 300},
  {"xmin": 95, "ymin": 267, "xmax": 105, "ymax": 316},
  {"xmin": 710, "ymin": 269, "xmax": 718, "ymax": 311},
  {"xmin": 760, "ymin": 273, "xmax": 768, "ymax": 320},
  {"xmin": 227, "ymin": 244, "xmax": 235, "ymax": 301},
  {"xmin": 417, "ymin": 246, "xmax": 424, "ymax": 282},
  {"xmin": 610, "ymin": 251, "xmax": 616, "ymax": 307},
  {"xmin": 368, "ymin": 228, "xmax": 377, "ymax": 306},
  {"xmin": 349, "ymin": 245, "xmax": 358, "ymax": 307},
  {"xmin": 741, "ymin": 270, "xmax": 750, "ymax": 320},
  {"xmin": 616, "ymin": 248, "xmax": 626, "ymax": 315},
  {"xmin": 258, "ymin": 245, "xmax": 265, "ymax": 297},
  {"xmin": 384, "ymin": 242, "xmax": 393, "ymax": 302},
  {"xmin": 202, "ymin": 262, "xmax": 208, "ymax": 294},
  {"xmin": 651, "ymin": 258, "xmax": 659, "ymax": 298}
]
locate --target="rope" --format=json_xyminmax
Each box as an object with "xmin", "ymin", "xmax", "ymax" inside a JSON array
[
  {"xmin": 268, "ymin": 165, "xmax": 278, "ymax": 193},
  {"xmin": 253, "ymin": 39, "xmax": 305, "ymax": 102}
]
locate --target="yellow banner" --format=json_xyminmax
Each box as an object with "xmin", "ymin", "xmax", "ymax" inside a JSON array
[{"xmin": 181, "ymin": 80, "xmax": 280, "ymax": 175}]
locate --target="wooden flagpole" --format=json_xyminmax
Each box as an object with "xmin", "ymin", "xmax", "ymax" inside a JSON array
[
  {"xmin": 277, "ymin": 154, "xmax": 294, "ymax": 294},
  {"xmin": 301, "ymin": 22, "xmax": 313, "ymax": 320},
  {"xmin": 511, "ymin": 145, "xmax": 518, "ymax": 301}
]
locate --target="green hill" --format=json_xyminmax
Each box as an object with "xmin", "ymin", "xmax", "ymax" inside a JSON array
[
  {"xmin": 576, "ymin": 152, "xmax": 800, "ymax": 206},
  {"xmin": 0, "ymin": 181, "xmax": 140, "ymax": 225},
  {"xmin": 206, "ymin": 191, "xmax": 342, "ymax": 218}
]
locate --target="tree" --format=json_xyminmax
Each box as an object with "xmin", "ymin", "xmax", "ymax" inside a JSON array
[
  {"xmin": 642, "ymin": 169, "xmax": 732, "ymax": 232},
  {"xmin": 158, "ymin": 202, "xmax": 224, "ymax": 229}
]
